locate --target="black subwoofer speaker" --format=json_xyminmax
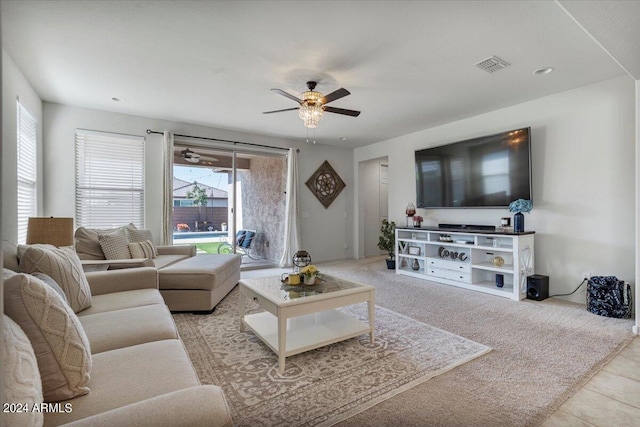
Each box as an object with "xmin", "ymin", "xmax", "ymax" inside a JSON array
[{"xmin": 527, "ymin": 275, "xmax": 549, "ymax": 301}]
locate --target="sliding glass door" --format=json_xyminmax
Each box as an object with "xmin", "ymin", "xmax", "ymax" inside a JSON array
[{"xmin": 172, "ymin": 144, "xmax": 286, "ymax": 268}]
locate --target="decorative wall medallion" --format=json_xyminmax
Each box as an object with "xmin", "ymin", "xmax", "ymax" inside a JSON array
[{"xmin": 305, "ymin": 160, "xmax": 346, "ymax": 209}]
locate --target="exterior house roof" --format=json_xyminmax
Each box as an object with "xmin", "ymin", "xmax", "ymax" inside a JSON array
[{"xmin": 173, "ymin": 177, "xmax": 228, "ymax": 199}]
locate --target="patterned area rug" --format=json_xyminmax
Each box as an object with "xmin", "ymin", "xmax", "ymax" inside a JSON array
[{"xmin": 173, "ymin": 288, "xmax": 491, "ymax": 427}]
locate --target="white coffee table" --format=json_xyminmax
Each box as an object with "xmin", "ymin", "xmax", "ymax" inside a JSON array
[{"xmin": 239, "ymin": 274, "xmax": 375, "ymax": 374}]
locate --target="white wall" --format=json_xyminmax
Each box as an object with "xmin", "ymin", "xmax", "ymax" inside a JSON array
[
  {"xmin": 354, "ymin": 75, "xmax": 636, "ymax": 303},
  {"xmin": 42, "ymin": 103, "xmax": 354, "ymax": 263},
  {"xmin": 2, "ymin": 49, "xmax": 43, "ymax": 245}
]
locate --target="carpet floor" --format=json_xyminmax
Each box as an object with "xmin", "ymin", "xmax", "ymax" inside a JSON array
[
  {"xmin": 235, "ymin": 257, "xmax": 635, "ymax": 426},
  {"xmin": 174, "ymin": 285, "xmax": 490, "ymax": 426}
]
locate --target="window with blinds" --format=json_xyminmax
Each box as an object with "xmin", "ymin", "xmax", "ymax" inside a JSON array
[
  {"xmin": 17, "ymin": 100, "xmax": 38, "ymax": 244},
  {"xmin": 75, "ymin": 129, "xmax": 145, "ymax": 229}
]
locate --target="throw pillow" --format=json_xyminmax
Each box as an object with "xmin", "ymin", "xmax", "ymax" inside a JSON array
[
  {"xmin": 31, "ymin": 272, "xmax": 69, "ymax": 306},
  {"xmin": 126, "ymin": 228, "xmax": 153, "ymax": 243},
  {"xmin": 3, "ymin": 267, "xmax": 17, "ymax": 280},
  {"xmin": 19, "ymin": 244, "xmax": 92, "ymax": 313},
  {"xmin": 2, "ymin": 315, "xmax": 44, "ymax": 426},
  {"xmin": 4, "ymin": 274, "xmax": 92, "ymax": 402},
  {"xmin": 98, "ymin": 228, "xmax": 132, "ymax": 260},
  {"xmin": 75, "ymin": 224, "xmax": 137, "ymax": 260},
  {"xmin": 128, "ymin": 240, "xmax": 157, "ymax": 259}
]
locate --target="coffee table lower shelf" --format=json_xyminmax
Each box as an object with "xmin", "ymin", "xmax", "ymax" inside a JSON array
[{"xmin": 243, "ymin": 310, "xmax": 371, "ymax": 360}]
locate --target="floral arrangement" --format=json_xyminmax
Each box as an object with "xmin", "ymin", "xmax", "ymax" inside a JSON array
[
  {"xmin": 413, "ymin": 215, "xmax": 423, "ymax": 222},
  {"xmin": 509, "ymin": 199, "xmax": 532, "ymax": 213},
  {"xmin": 177, "ymin": 223, "xmax": 190, "ymax": 231},
  {"xmin": 300, "ymin": 265, "xmax": 319, "ymax": 279}
]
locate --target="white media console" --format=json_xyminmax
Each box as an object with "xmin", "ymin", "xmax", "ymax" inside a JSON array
[{"xmin": 395, "ymin": 227, "xmax": 535, "ymax": 301}]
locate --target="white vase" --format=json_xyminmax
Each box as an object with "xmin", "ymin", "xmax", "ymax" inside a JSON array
[{"xmin": 304, "ymin": 274, "xmax": 316, "ymax": 285}]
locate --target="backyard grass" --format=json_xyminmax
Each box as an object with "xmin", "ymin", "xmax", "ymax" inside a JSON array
[{"xmin": 193, "ymin": 242, "xmax": 229, "ymax": 254}]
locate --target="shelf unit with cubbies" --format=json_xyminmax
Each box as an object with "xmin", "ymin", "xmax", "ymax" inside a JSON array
[{"xmin": 395, "ymin": 227, "xmax": 535, "ymax": 300}]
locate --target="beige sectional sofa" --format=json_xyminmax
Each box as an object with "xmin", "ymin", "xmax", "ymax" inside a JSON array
[
  {"xmin": 74, "ymin": 226, "xmax": 242, "ymax": 312},
  {"xmin": 2, "ymin": 243, "xmax": 233, "ymax": 426}
]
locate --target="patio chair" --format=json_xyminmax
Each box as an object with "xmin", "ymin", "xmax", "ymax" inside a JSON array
[{"xmin": 217, "ymin": 229, "xmax": 262, "ymax": 260}]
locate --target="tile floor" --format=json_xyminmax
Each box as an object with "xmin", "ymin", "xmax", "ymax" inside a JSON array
[{"xmin": 542, "ymin": 336, "xmax": 640, "ymax": 426}]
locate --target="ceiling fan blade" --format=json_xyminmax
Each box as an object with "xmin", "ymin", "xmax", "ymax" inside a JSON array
[
  {"xmin": 271, "ymin": 89, "xmax": 302, "ymax": 104},
  {"xmin": 262, "ymin": 107, "xmax": 300, "ymax": 114},
  {"xmin": 321, "ymin": 88, "xmax": 350, "ymax": 105},
  {"xmin": 323, "ymin": 106, "xmax": 361, "ymax": 117}
]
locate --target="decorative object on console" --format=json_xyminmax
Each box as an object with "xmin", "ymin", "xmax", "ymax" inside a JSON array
[
  {"xmin": 492, "ymin": 256, "xmax": 505, "ymax": 267},
  {"xmin": 438, "ymin": 246, "xmax": 468, "ymax": 261},
  {"xmin": 305, "ymin": 160, "xmax": 346, "ymax": 208},
  {"xmin": 438, "ymin": 234, "xmax": 453, "ymax": 242},
  {"xmin": 292, "ymin": 250, "xmax": 312, "ymax": 273},
  {"xmin": 413, "ymin": 215, "xmax": 423, "ymax": 227},
  {"xmin": 496, "ymin": 274, "xmax": 504, "ymax": 288},
  {"xmin": 501, "ymin": 217, "xmax": 511, "ymax": 227},
  {"xmin": 509, "ymin": 199, "xmax": 533, "ymax": 233},
  {"xmin": 412, "ymin": 259, "xmax": 420, "ymax": 270},
  {"xmin": 26, "ymin": 217, "xmax": 74, "ymax": 247},
  {"xmin": 405, "ymin": 202, "xmax": 416, "ymax": 227},
  {"xmin": 378, "ymin": 219, "xmax": 396, "ymax": 269},
  {"xmin": 408, "ymin": 246, "xmax": 421, "ymax": 256}
]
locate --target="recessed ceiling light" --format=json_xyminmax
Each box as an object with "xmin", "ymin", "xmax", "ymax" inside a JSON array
[
  {"xmin": 339, "ymin": 137, "xmax": 347, "ymax": 141},
  {"xmin": 111, "ymin": 97, "xmax": 126, "ymax": 102},
  {"xmin": 533, "ymin": 67, "xmax": 554, "ymax": 76}
]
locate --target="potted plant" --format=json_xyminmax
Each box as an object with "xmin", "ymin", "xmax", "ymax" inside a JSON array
[
  {"xmin": 300, "ymin": 265, "xmax": 319, "ymax": 285},
  {"xmin": 509, "ymin": 199, "xmax": 532, "ymax": 233},
  {"xmin": 378, "ymin": 219, "xmax": 396, "ymax": 269}
]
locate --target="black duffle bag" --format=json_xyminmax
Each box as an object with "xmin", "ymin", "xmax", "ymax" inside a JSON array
[{"xmin": 586, "ymin": 276, "xmax": 632, "ymax": 319}]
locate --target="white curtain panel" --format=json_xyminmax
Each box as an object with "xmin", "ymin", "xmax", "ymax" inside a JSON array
[
  {"xmin": 279, "ymin": 148, "xmax": 301, "ymax": 267},
  {"xmin": 161, "ymin": 131, "xmax": 174, "ymax": 245}
]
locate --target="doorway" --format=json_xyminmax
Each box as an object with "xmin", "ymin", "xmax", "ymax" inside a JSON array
[
  {"xmin": 360, "ymin": 157, "xmax": 389, "ymax": 258},
  {"xmin": 172, "ymin": 144, "xmax": 287, "ymax": 269}
]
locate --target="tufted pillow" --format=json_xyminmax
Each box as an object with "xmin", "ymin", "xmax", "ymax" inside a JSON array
[
  {"xmin": 75, "ymin": 224, "xmax": 137, "ymax": 260},
  {"xmin": 4, "ymin": 274, "xmax": 92, "ymax": 402},
  {"xmin": 31, "ymin": 272, "xmax": 69, "ymax": 306},
  {"xmin": 128, "ymin": 240, "xmax": 158, "ymax": 259},
  {"xmin": 98, "ymin": 228, "xmax": 132, "ymax": 260},
  {"xmin": 19, "ymin": 244, "xmax": 92, "ymax": 313},
  {"xmin": 2, "ymin": 315, "xmax": 44, "ymax": 426}
]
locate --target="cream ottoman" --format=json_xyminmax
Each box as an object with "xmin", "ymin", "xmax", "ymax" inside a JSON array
[{"xmin": 158, "ymin": 254, "xmax": 241, "ymax": 312}]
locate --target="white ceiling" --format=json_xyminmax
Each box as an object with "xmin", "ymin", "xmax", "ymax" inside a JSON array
[{"xmin": 2, "ymin": 0, "xmax": 638, "ymax": 149}]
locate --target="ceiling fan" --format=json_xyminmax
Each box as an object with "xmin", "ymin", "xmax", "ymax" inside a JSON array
[
  {"xmin": 263, "ymin": 81, "xmax": 361, "ymax": 128},
  {"xmin": 179, "ymin": 148, "xmax": 218, "ymax": 164}
]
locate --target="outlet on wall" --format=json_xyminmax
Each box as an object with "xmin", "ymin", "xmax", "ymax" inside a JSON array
[{"xmin": 581, "ymin": 272, "xmax": 590, "ymax": 281}]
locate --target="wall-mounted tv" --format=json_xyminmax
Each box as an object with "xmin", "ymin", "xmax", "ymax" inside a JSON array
[{"xmin": 415, "ymin": 127, "xmax": 532, "ymax": 208}]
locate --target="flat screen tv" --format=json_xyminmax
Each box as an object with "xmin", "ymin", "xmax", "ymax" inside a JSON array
[{"xmin": 415, "ymin": 127, "xmax": 531, "ymax": 208}]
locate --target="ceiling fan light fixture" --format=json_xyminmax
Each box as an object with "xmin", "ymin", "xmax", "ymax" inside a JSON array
[{"xmin": 299, "ymin": 90, "xmax": 324, "ymax": 128}]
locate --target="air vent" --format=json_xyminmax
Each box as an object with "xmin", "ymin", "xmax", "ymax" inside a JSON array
[{"xmin": 475, "ymin": 56, "xmax": 510, "ymax": 73}]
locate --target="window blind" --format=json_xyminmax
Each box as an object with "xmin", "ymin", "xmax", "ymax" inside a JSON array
[
  {"xmin": 17, "ymin": 100, "xmax": 37, "ymax": 244},
  {"xmin": 75, "ymin": 129, "xmax": 145, "ymax": 229}
]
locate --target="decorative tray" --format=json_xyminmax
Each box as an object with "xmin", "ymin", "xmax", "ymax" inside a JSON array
[{"xmin": 281, "ymin": 276, "xmax": 325, "ymax": 286}]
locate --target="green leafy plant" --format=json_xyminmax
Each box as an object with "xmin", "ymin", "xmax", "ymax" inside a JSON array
[
  {"xmin": 377, "ymin": 219, "xmax": 396, "ymax": 259},
  {"xmin": 186, "ymin": 182, "xmax": 208, "ymax": 207}
]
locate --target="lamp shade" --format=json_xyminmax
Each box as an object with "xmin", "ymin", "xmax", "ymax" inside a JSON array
[{"xmin": 26, "ymin": 217, "xmax": 74, "ymax": 247}]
